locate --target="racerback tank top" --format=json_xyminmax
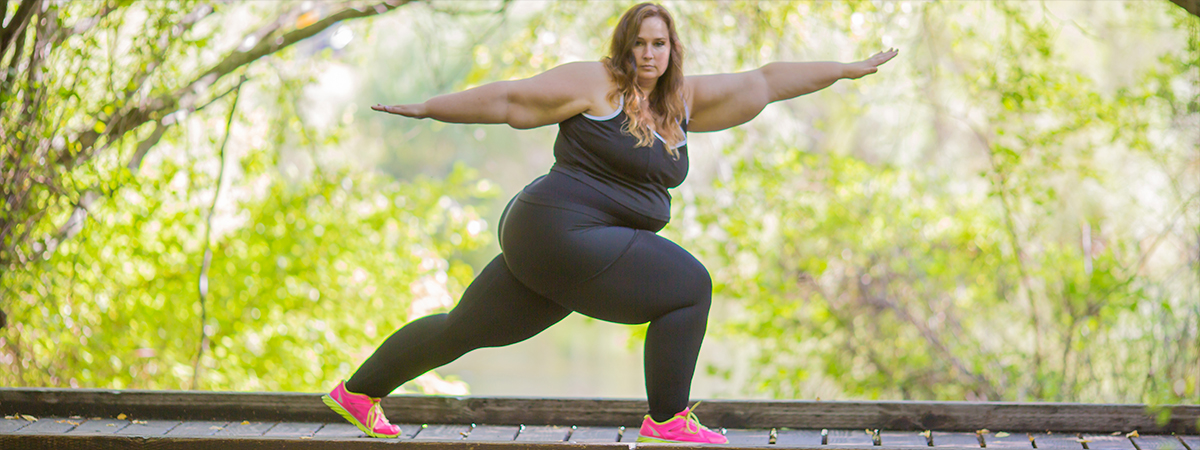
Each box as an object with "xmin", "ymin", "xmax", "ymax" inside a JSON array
[{"xmin": 519, "ymin": 96, "xmax": 689, "ymax": 230}]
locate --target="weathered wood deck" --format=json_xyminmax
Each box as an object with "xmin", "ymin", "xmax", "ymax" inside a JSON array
[{"xmin": 1, "ymin": 388, "xmax": 1196, "ymax": 449}]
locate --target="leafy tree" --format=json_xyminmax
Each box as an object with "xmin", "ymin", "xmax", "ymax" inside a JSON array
[
  {"xmin": 0, "ymin": 0, "xmax": 501, "ymax": 391},
  {"xmin": 677, "ymin": 1, "xmax": 1198, "ymax": 403}
]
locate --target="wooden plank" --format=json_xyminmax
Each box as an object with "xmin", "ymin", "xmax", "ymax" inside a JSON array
[
  {"xmin": 311, "ymin": 422, "xmax": 421, "ymax": 439},
  {"xmin": 166, "ymin": 420, "xmax": 228, "ymax": 436},
  {"xmin": 115, "ymin": 419, "xmax": 180, "ymax": 436},
  {"xmin": 566, "ymin": 426, "xmax": 619, "ymax": 443},
  {"xmin": 465, "ymin": 424, "xmax": 517, "ymax": 441},
  {"xmin": 1031, "ymin": 432, "xmax": 1084, "ymax": 449},
  {"xmin": 312, "ymin": 423, "xmax": 366, "ymax": 438},
  {"xmin": 619, "ymin": 426, "xmax": 638, "ymax": 442},
  {"xmin": 6, "ymin": 433, "xmax": 792, "ymax": 450},
  {"xmin": 11, "ymin": 417, "xmax": 79, "ymax": 434},
  {"xmin": 262, "ymin": 421, "xmax": 323, "ymax": 437},
  {"xmin": 935, "ymin": 431, "xmax": 982, "ymax": 448},
  {"xmin": 4, "ymin": 387, "xmax": 1197, "ymax": 433},
  {"xmin": 66, "ymin": 418, "xmax": 130, "ymax": 434},
  {"xmin": 0, "ymin": 417, "xmax": 34, "ymax": 433},
  {"xmin": 881, "ymin": 430, "xmax": 931, "ymax": 447},
  {"xmin": 722, "ymin": 428, "xmax": 771, "ymax": 445},
  {"xmin": 214, "ymin": 421, "xmax": 276, "ymax": 436},
  {"xmin": 829, "ymin": 428, "xmax": 876, "ymax": 446},
  {"xmin": 1179, "ymin": 436, "xmax": 1199, "ymax": 450},
  {"xmin": 776, "ymin": 428, "xmax": 824, "ymax": 446},
  {"xmin": 1081, "ymin": 434, "xmax": 1136, "ymax": 450},
  {"xmin": 515, "ymin": 425, "xmax": 569, "ymax": 442},
  {"xmin": 985, "ymin": 432, "xmax": 1033, "ymax": 448},
  {"xmin": 412, "ymin": 424, "xmax": 469, "ymax": 440},
  {"xmin": 1132, "ymin": 435, "xmax": 1187, "ymax": 450}
]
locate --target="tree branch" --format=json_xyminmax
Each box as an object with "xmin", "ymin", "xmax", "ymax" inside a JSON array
[
  {"xmin": 72, "ymin": 0, "xmax": 414, "ymax": 161},
  {"xmin": 193, "ymin": 76, "xmax": 244, "ymax": 390},
  {"xmin": 42, "ymin": 0, "xmax": 415, "ymax": 255},
  {"xmin": 0, "ymin": 0, "xmax": 37, "ymax": 63},
  {"xmin": 865, "ymin": 287, "xmax": 1002, "ymax": 399},
  {"xmin": 1169, "ymin": 0, "xmax": 1199, "ymax": 18}
]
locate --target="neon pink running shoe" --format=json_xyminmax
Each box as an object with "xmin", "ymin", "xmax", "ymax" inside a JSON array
[
  {"xmin": 636, "ymin": 402, "xmax": 728, "ymax": 444},
  {"xmin": 321, "ymin": 380, "xmax": 402, "ymax": 438}
]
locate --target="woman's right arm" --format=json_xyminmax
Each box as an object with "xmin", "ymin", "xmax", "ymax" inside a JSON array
[{"xmin": 373, "ymin": 62, "xmax": 604, "ymax": 129}]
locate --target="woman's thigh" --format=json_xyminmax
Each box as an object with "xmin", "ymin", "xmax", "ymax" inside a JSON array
[
  {"xmin": 552, "ymin": 230, "xmax": 713, "ymax": 325},
  {"xmin": 442, "ymin": 255, "xmax": 572, "ymax": 348}
]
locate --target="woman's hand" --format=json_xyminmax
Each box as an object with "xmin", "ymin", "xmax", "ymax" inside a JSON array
[
  {"xmin": 371, "ymin": 103, "xmax": 428, "ymax": 119},
  {"xmin": 842, "ymin": 48, "xmax": 899, "ymax": 79}
]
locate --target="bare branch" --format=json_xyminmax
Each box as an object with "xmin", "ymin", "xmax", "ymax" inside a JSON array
[
  {"xmin": 71, "ymin": 0, "xmax": 414, "ymax": 165},
  {"xmin": 1169, "ymin": 0, "xmax": 1200, "ymax": 18},
  {"xmin": 864, "ymin": 284, "xmax": 1002, "ymax": 399},
  {"xmin": 0, "ymin": 0, "xmax": 37, "ymax": 63},
  {"xmin": 193, "ymin": 76, "xmax": 245, "ymax": 390}
]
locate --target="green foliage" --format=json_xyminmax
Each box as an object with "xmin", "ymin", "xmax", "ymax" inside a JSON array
[
  {"xmin": 670, "ymin": 1, "xmax": 1198, "ymax": 403},
  {"xmin": 2, "ymin": 0, "xmax": 1196, "ymax": 405},
  {"xmin": 0, "ymin": 0, "xmax": 496, "ymax": 392},
  {"xmin": 2, "ymin": 152, "xmax": 495, "ymax": 390}
]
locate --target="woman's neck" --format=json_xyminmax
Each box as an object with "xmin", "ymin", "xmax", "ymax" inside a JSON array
[{"xmin": 638, "ymin": 77, "xmax": 657, "ymax": 97}]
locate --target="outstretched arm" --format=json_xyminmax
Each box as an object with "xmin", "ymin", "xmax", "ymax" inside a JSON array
[
  {"xmin": 372, "ymin": 62, "xmax": 603, "ymax": 129},
  {"xmin": 687, "ymin": 48, "xmax": 898, "ymax": 132}
]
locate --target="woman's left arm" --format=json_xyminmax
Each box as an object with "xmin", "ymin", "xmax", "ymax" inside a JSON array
[{"xmin": 688, "ymin": 48, "xmax": 898, "ymax": 132}]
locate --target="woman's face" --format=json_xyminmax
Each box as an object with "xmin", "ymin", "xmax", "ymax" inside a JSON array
[{"xmin": 631, "ymin": 16, "xmax": 670, "ymax": 85}]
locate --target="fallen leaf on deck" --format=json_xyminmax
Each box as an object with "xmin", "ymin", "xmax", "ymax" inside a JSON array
[
  {"xmin": 20, "ymin": 414, "xmax": 37, "ymax": 421},
  {"xmin": 241, "ymin": 421, "xmax": 250, "ymax": 425},
  {"xmin": 117, "ymin": 413, "xmax": 127, "ymax": 420},
  {"xmin": 978, "ymin": 429, "xmax": 991, "ymax": 435},
  {"xmin": 3, "ymin": 416, "xmax": 15, "ymax": 420},
  {"xmin": 132, "ymin": 420, "xmax": 148, "ymax": 425},
  {"xmin": 106, "ymin": 424, "xmax": 117, "ymax": 427},
  {"xmin": 210, "ymin": 426, "xmax": 223, "ymax": 430},
  {"xmin": 996, "ymin": 432, "xmax": 1011, "ymax": 438},
  {"xmin": 1126, "ymin": 431, "xmax": 1139, "ymax": 438}
]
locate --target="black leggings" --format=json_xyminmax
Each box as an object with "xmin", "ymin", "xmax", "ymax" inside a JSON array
[{"xmin": 344, "ymin": 194, "xmax": 712, "ymax": 421}]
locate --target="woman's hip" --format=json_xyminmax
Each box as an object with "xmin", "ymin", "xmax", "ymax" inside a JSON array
[{"xmin": 499, "ymin": 197, "xmax": 638, "ymax": 295}]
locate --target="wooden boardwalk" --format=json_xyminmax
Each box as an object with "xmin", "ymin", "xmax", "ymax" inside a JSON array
[{"xmin": 1, "ymin": 388, "xmax": 1197, "ymax": 449}]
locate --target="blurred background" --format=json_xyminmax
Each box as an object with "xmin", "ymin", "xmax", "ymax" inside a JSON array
[{"xmin": 1, "ymin": 0, "xmax": 1196, "ymax": 407}]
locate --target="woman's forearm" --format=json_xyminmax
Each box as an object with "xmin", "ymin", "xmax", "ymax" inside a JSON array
[
  {"xmin": 760, "ymin": 61, "xmax": 846, "ymax": 103},
  {"xmin": 421, "ymin": 81, "xmax": 511, "ymax": 124}
]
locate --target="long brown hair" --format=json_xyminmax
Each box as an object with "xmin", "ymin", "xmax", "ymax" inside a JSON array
[{"xmin": 603, "ymin": 3, "xmax": 687, "ymax": 158}]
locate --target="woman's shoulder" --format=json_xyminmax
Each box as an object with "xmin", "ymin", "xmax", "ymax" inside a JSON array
[{"xmin": 546, "ymin": 61, "xmax": 617, "ymax": 117}]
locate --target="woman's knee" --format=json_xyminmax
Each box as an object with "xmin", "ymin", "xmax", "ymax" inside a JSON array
[{"xmin": 682, "ymin": 259, "xmax": 713, "ymax": 309}]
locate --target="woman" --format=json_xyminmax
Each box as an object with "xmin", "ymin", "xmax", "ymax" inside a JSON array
[{"xmin": 323, "ymin": 3, "xmax": 897, "ymax": 444}]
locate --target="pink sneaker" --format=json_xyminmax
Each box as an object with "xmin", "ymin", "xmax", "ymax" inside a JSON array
[
  {"xmin": 636, "ymin": 402, "xmax": 728, "ymax": 444},
  {"xmin": 321, "ymin": 380, "xmax": 402, "ymax": 438}
]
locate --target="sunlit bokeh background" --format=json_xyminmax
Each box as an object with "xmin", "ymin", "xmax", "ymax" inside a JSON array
[{"xmin": 1, "ymin": 0, "xmax": 1196, "ymax": 406}]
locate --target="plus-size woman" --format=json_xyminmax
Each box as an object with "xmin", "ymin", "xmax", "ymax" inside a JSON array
[{"xmin": 323, "ymin": 3, "xmax": 897, "ymax": 444}]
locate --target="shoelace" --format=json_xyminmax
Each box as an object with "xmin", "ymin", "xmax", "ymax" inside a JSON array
[
  {"xmin": 682, "ymin": 401, "xmax": 708, "ymax": 435},
  {"xmin": 367, "ymin": 398, "xmax": 394, "ymax": 427}
]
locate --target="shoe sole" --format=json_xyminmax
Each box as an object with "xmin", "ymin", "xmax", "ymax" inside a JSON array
[
  {"xmin": 636, "ymin": 435, "xmax": 728, "ymax": 444},
  {"xmin": 321, "ymin": 394, "xmax": 401, "ymax": 438}
]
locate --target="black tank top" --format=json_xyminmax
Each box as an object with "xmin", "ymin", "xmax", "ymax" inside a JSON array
[{"xmin": 519, "ymin": 97, "xmax": 689, "ymax": 231}]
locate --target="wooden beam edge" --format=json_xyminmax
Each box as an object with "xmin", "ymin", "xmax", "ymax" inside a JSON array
[{"xmin": 1, "ymin": 388, "xmax": 1196, "ymax": 433}]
